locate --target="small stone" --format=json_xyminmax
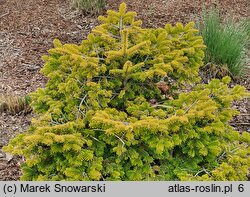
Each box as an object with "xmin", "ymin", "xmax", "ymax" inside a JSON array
[
  {"xmin": 5, "ymin": 153, "xmax": 13, "ymax": 161},
  {"xmin": 77, "ymin": 25, "xmax": 83, "ymax": 29}
]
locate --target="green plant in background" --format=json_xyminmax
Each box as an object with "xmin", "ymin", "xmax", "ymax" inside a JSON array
[
  {"xmin": 0, "ymin": 94, "xmax": 31, "ymax": 115},
  {"xmin": 199, "ymin": 8, "xmax": 249, "ymax": 77},
  {"xmin": 71, "ymin": 0, "xmax": 106, "ymax": 14},
  {"xmin": 3, "ymin": 3, "xmax": 250, "ymax": 181}
]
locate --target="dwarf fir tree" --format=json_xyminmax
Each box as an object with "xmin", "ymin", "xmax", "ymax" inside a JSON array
[{"xmin": 4, "ymin": 3, "xmax": 250, "ymax": 181}]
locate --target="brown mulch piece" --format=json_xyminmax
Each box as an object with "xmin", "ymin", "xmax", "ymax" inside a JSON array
[{"xmin": 0, "ymin": 0, "xmax": 249, "ymax": 180}]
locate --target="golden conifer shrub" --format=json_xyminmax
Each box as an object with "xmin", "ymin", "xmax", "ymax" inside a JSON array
[{"xmin": 4, "ymin": 3, "xmax": 250, "ymax": 180}]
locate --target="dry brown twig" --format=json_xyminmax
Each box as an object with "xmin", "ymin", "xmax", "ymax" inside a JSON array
[{"xmin": 0, "ymin": 11, "xmax": 10, "ymax": 19}]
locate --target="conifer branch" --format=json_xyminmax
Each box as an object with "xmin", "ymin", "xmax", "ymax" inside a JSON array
[
  {"xmin": 184, "ymin": 99, "xmax": 199, "ymax": 114},
  {"xmin": 108, "ymin": 33, "xmax": 121, "ymax": 39},
  {"xmin": 50, "ymin": 120, "xmax": 61, "ymax": 125},
  {"xmin": 144, "ymin": 55, "xmax": 150, "ymax": 62},
  {"xmin": 110, "ymin": 92, "xmax": 119, "ymax": 101},
  {"xmin": 121, "ymin": 30, "xmax": 129, "ymax": 55},
  {"xmin": 90, "ymin": 136, "xmax": 101, "ymax": 142},
  {"xmin": 93, "ymin": 129, "xmax": 105, "ymax": 132},
  {"xmin": 195, "ymin": 167, "xmax": 211, "ymax": 177},
  {"xmin": 217, "ymin": 151, "xmax": 226, "ymax": 162},
  {"xmin": 152, "ymin": 104, "xmax": 173, "ymax": 109},
  {"xmin": 119, "ymin": 17, "xmax": 123, "ymax": 31},
  {"xmin": 5, "ymin": 4, "xmax": 249, "ymax": 181},
  {"xmin": 114, "ymin": 134, "xmax": 125, "ymax": 146},
  {"xmin": 93, "ymin": 76, "xmax": 115, "ymax": 79},
  {"xmin": 79, "ymin": 94, "xmax": 88, "ymax": 111}
]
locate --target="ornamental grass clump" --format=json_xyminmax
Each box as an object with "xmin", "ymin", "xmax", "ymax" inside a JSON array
[
  {"xmin": 200, "ymin": 8, "xmax": 249, "ymax": 77},
  {"xmin": 71, "ymin": 0, "xmax": 106, "ymax": 15},
  {"xmin": 0, "ymin": 94, "xmax": 31, "ymax": 115},
  {"xmin": 4, "ymin": 3, "xmax": 250, "ymax": 181}
]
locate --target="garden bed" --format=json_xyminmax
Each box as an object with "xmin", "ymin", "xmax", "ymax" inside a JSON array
[{"xmin": 0, "ymin": 0, "xmax": 249, "ymax": 180}]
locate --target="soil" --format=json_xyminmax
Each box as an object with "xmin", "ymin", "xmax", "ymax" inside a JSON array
[{"xmin": 0, "ymin": 0, "xmax": 249, "ymax": 180}]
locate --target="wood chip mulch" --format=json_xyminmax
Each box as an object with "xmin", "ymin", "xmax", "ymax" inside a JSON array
[{"xmin": 0, "ymin": 0, "xmax": 249, "ymax": 180}]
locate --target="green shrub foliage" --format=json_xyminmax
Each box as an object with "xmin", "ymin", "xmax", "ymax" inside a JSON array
[{"xmin": 4, "ymin": 3, "xmax": 250, "ymax": 181}]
